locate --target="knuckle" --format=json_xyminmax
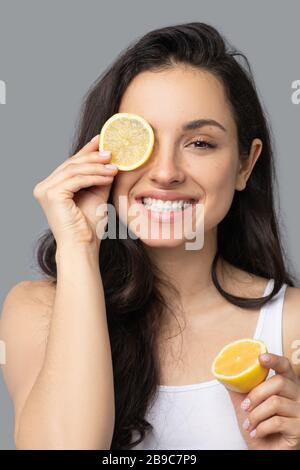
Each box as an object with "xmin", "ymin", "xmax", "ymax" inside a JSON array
[
  {"xmin": 272, "ymin": 416, "xmax": 282, "ymax": 429},
  {"xmin": 70, "ymin": 174, "xmax": 80, "ymax": 185},
  {"xmin": 270, "ymin": 395, "xmax": 280, "ymax": 410},
  {"xmin": 46, "ymin": 187, "xmax": 57, "ymax": 201},
  {"xmin": 65, "ymin": 162, "xmax": 78, "ymax": 176},
  {"xmin": 248, "ymin": 387, "xmax": 261, "ymax": 406},
  {"xmin": 247, "ymin": 410, "xmax": 255, "ymax": 425},
  {"xmin": 275, "ymin": 374, "xmax": 286, "ymax": 388},
  {"xmin": 33, "ymin": 183, "xmax": 42, "ymax": 198},
  {"xmin": 246, "ymin": 393, "xmax": 255, "ymax": 407},
  {"xmin": 282, "ymin": 356, "xmax": 290, "ymax": 370}
]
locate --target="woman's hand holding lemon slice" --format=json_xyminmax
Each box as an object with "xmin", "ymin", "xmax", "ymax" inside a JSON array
[
  {"xmin": 33, "ymin": 136, "xmax": 119, "ymax": 249},
  {"xmin": 212, "ymin": 338, "xmax": 300, "ymax": 449}
]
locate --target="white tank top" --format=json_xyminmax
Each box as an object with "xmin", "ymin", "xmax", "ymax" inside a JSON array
[{"xmin": 130, "ymin": 278, "xmax": 288, "ymax": 450}]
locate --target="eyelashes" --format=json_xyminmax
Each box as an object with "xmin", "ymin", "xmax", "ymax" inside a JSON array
[{"xmin": 188, "ymin": 139, "xmax": 216, "ymax": 150}]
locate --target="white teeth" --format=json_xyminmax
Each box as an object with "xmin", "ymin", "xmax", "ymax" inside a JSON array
[{"xmin": 141, "ymin": 197, "xmax": 194, "ymax": 211}]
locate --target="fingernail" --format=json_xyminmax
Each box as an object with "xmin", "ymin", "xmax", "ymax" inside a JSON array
[
  {"xmin": 242, "ymin": 418, "xmax": 250, "ymax": 430},
  {"xmin": 250, "ymin": 429, "xmax": 256, "ymax": 438},
  {"xmin": 260, "ymin": 354, "xmax": 270, "ymax": 362},
  {"xmin": 105, "ymin": 163, "xmax": 118, "ymax": 169},
  {"xmin": 241, "ymin": 398, "xmax": 251, "ymax": 411},
  {"xmin": 99, "ymin": 150, "xmax": 111, "ymax": 156},
  {"xmin": 90, "ymin": 135, "xmax": 99, "ymax": 142}
]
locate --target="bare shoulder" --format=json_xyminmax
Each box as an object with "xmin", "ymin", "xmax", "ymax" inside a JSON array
[
  {"xmin": 282, "ymin": 285, "xmax": 300, "ymax": 378},
  {"xmin": 1, "ymin": 278, "xmax": 56, "ymax": 307},
  {"xmin": 0, "ymin": 278, "xmax": 56, "ymax": 335},
  {"xmin": 0, "ymin": 279, "xmax": 56, "ymax": 422}
]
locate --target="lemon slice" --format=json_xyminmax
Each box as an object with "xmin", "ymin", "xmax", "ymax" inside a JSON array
[
  {"xmin": 211, "ymin": 338, "xmax": 269, "ymax": 393},
  {"xmin": 98, "ymin": 112, "xmax": 154, "ymax": 171}
]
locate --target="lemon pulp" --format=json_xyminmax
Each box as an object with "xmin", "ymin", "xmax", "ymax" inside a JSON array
[
  {"xmin": 211, "ymin": 338, "xmax": 269, "ymax": 393},
  {"xmin": 99, "ymin": 112, "xmax": 154, "ymax": 171}
]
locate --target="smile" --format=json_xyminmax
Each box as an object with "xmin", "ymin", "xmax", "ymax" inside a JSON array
[
  {"xmin": 134, "ymin": 197, "xmax": 199, "ymax": 223},
  {"xmin": 141, "ymin": 197, "xmax": 195, "ymax": 212}
]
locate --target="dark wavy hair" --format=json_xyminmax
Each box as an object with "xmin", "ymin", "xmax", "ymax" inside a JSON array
[{"xmin": 33, "ymin": 22, "xmax": 298, "ymax": 449}]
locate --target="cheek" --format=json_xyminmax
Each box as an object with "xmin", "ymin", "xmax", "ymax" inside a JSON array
[
  {"xmin": 199, "ymin": 159, "xmax": 237, "ymax": 196},
  {"xmin": 200, "ymin": 163, "xmax": 237, "ymax": 230}
]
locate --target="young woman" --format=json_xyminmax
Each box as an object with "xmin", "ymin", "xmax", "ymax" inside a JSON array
[{"xmin": 1, "ymin": 22, "xmax": 300, "ymax": 451}]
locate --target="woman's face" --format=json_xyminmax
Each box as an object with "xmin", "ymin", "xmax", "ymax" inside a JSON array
[{"xmin": 111, "ymin": 65, "xmax": 262, "ymax": 248}]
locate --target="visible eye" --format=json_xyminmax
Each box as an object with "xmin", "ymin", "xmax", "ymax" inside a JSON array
[{"xmin": 188, "ymin": 139, "xmax": 216, "ymax": 150}]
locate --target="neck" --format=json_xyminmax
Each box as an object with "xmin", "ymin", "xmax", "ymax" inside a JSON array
[{"xmin": 145, "ymin": 228, "xmax": 226, "ymax": 306}]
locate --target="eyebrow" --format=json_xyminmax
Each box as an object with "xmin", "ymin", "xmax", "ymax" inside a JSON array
[
  {"xmin": 150, "ymin": 118, "xmax": 227, "ymax": 134},
  {"xmin": 182, "ymin": 118, "xmax": 227, "ymax": 133}
]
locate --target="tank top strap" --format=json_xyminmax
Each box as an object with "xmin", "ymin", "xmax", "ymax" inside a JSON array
[{"xmin": 254, "ymin": 279, "xmax": 288, "ymax": 359}]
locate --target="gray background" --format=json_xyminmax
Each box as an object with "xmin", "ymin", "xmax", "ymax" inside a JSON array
[{"xmin": 0, "ymin": 0, "xmax": 299, "ymax": 450}]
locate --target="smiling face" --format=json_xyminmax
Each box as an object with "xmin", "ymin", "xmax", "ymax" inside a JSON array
[{"xmin": 111, "ymin": 64, "xmax": 262, "ymax": 248}]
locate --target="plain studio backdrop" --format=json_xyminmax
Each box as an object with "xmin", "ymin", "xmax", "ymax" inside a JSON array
[{"xmin": 0, "ymin": 0, "xmax": 299, "ymax": 450}]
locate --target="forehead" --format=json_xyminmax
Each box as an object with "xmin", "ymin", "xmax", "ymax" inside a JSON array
[{"xmin": 119, "ymin": 66, "xmax": 235, "ymax": 135}]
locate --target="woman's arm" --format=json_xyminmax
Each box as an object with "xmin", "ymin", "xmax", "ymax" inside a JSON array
[
  {"xmin": 1, "ymin": 244, "xmax": 115, "ymax": 450},
  {"xmin": 1, "ymin": 135, "xmax": 118, "ymax": 449}
]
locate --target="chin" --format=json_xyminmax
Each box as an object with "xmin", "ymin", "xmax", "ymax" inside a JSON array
[{"xmin": 136, "ymin": 234, "xmax": 188, "ymax": 248}]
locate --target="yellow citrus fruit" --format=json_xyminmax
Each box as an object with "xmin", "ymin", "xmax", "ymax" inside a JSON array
[
  {"xmin": 211, "ymin": 338, "xmax": 269, "ymax": 393},
  {"xmin": 98, "ymin": 112, "xmax": 155, "ymax": 171}
]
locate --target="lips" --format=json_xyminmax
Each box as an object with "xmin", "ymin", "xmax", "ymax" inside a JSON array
[{"xmin": 134, "ymin": 190, "xmax": 198, "ymax": 202}]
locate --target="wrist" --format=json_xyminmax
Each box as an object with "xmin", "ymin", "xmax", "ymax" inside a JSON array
[{"xmin": 55, "ymin": 241, "xmax": 100, "ymax": 266}]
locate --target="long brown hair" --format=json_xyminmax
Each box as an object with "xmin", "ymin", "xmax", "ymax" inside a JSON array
[{"xmin": 33, "ymin": 22, "xmax": 298, "ymax": 449}]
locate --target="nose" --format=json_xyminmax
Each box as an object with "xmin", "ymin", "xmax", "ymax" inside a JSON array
[{"xmin": 146, "ymin": 143, "xmax": 185, "ymax": 186}]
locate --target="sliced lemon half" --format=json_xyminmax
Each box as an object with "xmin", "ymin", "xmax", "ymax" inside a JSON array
[
  {"xmin": 98, "ymin": 112, "xmax": 155, "ymax": 171},
  {"xmin": 211, "ymin": 338, "xmax": 269, "ymax": 393}
]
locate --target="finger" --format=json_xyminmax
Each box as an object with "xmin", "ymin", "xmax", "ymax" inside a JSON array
[
  {"xmin": 43, "ymin": 161, "xmax": 118, "ymax": 189},
  {"xmin": 51, "ymin": 174, "xmax": 114, "ymax": 197},
  {"xmin": 259, "ymin": 353, "xmax": 297, "ymax": 381},
  {"xmin": 251, "ymin": 416, "xmax": 300, "ymax": 443},
  {"xmin": 244, "ymin": 396, "xmax": 300, "ymax": 433},
  {"xmin": 74, "ymin": 134, "xmax": 101, "ymax": 158},
  {"xmin": 241, "ymin": 374, "xmax": 298, "ymax": 412},
  {"xmin": 51, "ymin": 151, "xmax": 112, "ymax": 177}
]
